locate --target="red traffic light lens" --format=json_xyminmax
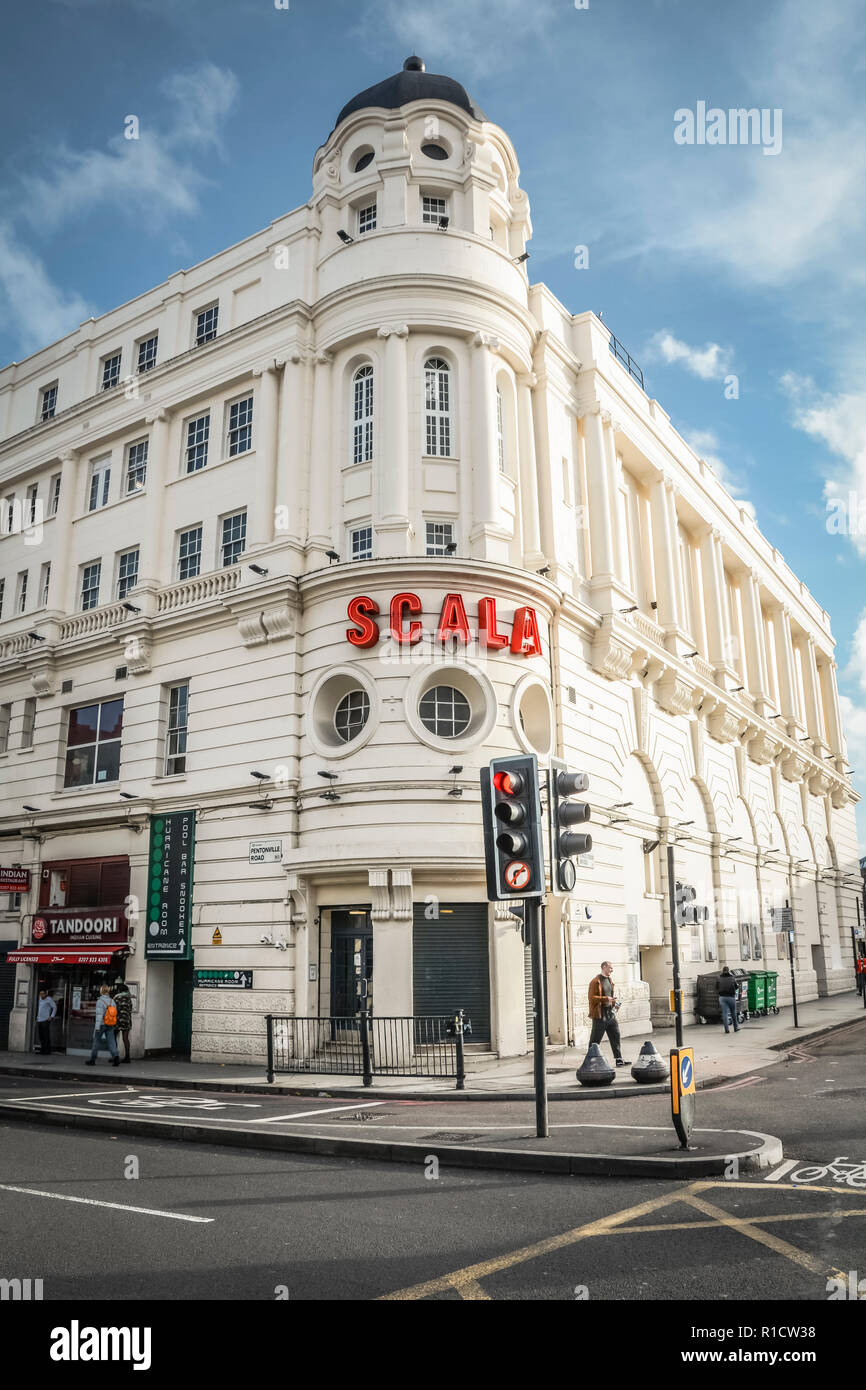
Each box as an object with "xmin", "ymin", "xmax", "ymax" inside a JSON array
[{"xmin": 493, "ymin": 770, "xmax": 524, "ymax": 796}]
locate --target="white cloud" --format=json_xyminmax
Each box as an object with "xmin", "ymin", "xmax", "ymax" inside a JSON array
[
  {"xmin": 0, "ymin": 223, "xmax": 94, "ymax": 357},
  {"xmin": 355, "ymin": 0, "xmax": 560, "ymax": 78},
  {"xmin": 780, "ymin": 371, "xmax": 866, "ymax": 558},
  {"xmin": 681, "ymin": 426, "xmax": 756, "ymax": 520},
  {"xmin": 647, "ymin": 331, "xmax": 734, "ymax": 381}
]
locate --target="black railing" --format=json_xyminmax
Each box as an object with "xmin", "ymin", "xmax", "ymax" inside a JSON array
[
  {"xmin": 608, "ymin": 334, "xmax": 644, "ymax": 389},
  {"xmin": 266, "ymin": 1011, "xmax": 467, "ymax": 1089}
]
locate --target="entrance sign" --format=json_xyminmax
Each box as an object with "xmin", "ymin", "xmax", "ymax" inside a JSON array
[
  {"xmin": 347, "ymin": 592, "xmax": 543, "ymax": 656},
  {"xmin": 195, "ymin": 970, "xmax": 253, "ymax": 990},
  {"xmin": 670, "ymin": 1045, "xmax": 696, "ymax": 1148},
  {"xmin": 144, "ymin": 811, "xmax": 195, "ymax": 960},
  {"xmin": 249, "ymin": 839, "xmax": 283, "ymax": 864}
]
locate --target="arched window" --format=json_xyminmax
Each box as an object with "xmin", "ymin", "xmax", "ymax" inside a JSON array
[
  {"xmin": 352, "ymin": 365, "xmax": 374, "ymax": 464},
  {"xmin": 496, "ymin": 385, "xmax": 505, "ymax": 472},
  {"xmin": 424, "ymin": 357, "xmax": 453, "ymax": 457}
]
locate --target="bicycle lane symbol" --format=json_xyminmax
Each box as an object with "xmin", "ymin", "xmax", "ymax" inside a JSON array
[{"xmin": 85, "ymin": 1094, "xmax": 262, "ymax": 1111}]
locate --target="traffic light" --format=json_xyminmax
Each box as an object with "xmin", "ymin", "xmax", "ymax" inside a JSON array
[
  {"xmin": 549, "ymin": 756, "xmax": 592, "ymax": 893},
  {"xmin": 480, "ymin": 754, "xmax": 545, "ymax": 900}
]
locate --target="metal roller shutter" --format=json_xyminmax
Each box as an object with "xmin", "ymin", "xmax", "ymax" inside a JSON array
[
  {"xmin": 412, "ymin": 903, "xmax": 490, "ymax": 1045},
  {"xmin": 0, "ymin": 941, "xmax": 16, "ymax": 1050}
]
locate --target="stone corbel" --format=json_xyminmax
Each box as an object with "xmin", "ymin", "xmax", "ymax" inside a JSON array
[
  {"xmin": 368, "ymin": 869, "xmax": 391, "ymax": 923},
  {"xmin": 780, "ymin": 750, "xmax": 808, "ymax": 784},
  {"xmin": 707, "ymin": 705, "xmax": 741, "ymax": 745},
  {"xmin": 470, "ymin": 330, "xmax": 501, "ymax": 353},
  {"xmin": 808, "ymin": 768, "xmax": 832, "ymax": 797},
  {"xmin": 377, "ymin": 324, "xmax": 409, "ymax": 340},
  {"xmin": 390, "ymin": 869, "xmax": 413, "ymax": 922},
  {"xmin": 656, "ymin": 671, "xmax": 695, "ymax": 717},
  {"xmin": 284, "ymin": 872, "xmax": 308, "ymax": 928},
  {"xmin": 29, "ymin": 657, "xmax": 57, "ymax": 698},
  {"xmin": 830, "ymin": 781, "xmax": 849, "ymax": 809},
  {"xmin": 493, "ymin": 902, "xmax": 521, "ymax": 922},
  {"xmin": 261, "ymin": 605, "xmax": 295, "ymax": 642},
  {"xmin": 119, "ymin": 631, "xmax": 152, "ymax": 674},
  {"xmin": 592, "ymin": 615, "xmax": 635, "ymax": 682},
  {"xmin": 747, "ymin": 728, "xmax": 779, "ymax": 766},
  {"xmin": 237, "ymin": 612, "xmax": 269, "ymax": 647}
]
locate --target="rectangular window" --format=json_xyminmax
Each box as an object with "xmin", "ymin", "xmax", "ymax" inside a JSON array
[
  {"xmin": 220, "ymin": 512, "xmax": 247, "ymax": 567},
  {"xmin": 178, "ymin": 526, "xmax": 202, "ymax": 581},
  {"xmin": 125, "ymin": 439, "xmax": 148, "ymax": 494},
  {"xmin": 425, "ymin": 520, "xmax": 455, "ymax": 557},
  {"xmin": 137, "ymin": 334, "xmax": 158, "ymax": 373},
  {"xmin": 0, "ymin": 578, "xmax": 4, "ymax": 619},
  {"xmin": 352, "ymin": 366, "xmax": 374, "ymax": 464},
  {"xmin": 101, "ymin": 352, "xmax": 122, "ymax": 390},
  {"xmin": 357, "ymin": 202, "xmax": 377, "ymax": 234},
  {"xmin": 80, "ymin": 561, "xmax": 101, "ymax": 611},
  {"xmin": 4, "ymin": 495, "xmax": 15, "ymax": 534},
  {"xmin": 351, "ymin": 526, "xmax": 373, "ymax": 561},
  {"xmin": 21, "ymin": 698, "xmax": 36, "ymax": 750},
  {"xmin": 48, "ymin": 474, "xmax": 61, "ymax": 517},
  {"xmin": 424, "ymin": 359, "xmax": 453, "ymax": 457},
  {"xmin": 26, "ymin": 484, "xmax": 38, "ymax": 524},
  {"xmin": 16, "ymin": 571, "xmax": 28, "ymax": 614},
  {"xmin": 40, "ymin": 384, "xmax": 58, "ymax": 420},
  {"xmin": 64, "ymin": 698, "xmax": 124, "ymax": 788},
  {"xmin": 0, "ymin": 703, "xmax": 11, "ymax": 754},
  {"xmin": 39, "ymin": 563, "xmax": 51, "ymax": 607},
  {"xmin": 88, "ymin": 458, "xmax": 111, "ymax": 511},
  {"xmin": 117, "ymin": 549, "xmax": 140, "ymax": 599},
  {"xmin": 422, "ymin": 195, "xmax": 447, "ymax": 226},
  {"xmin": 227, "ymin": 396, "xmax": 253, "ymax": 457},
  {"xmin": 195, "ymin": 304, "xmax": 219, "ymax": 345},
  {"xmin": 165, "ymin": 683, "xmax": 189, "ymax": 776},
  {"xmin": 185, "ymin": 414, "xmax": 210, "ymax": 472}
]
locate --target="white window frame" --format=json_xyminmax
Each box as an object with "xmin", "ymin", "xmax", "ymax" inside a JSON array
[
  {"xmin": 40, "ymin": 382, "xmax": 58, "ymax": 421},
  {"xmin": 164, "ymin": 682, "xmax": 189, "ymax": 776},
  {"xmin": 0, "ymin": 578, "xmax": 5, "ymax": 620},
  {"xmin": 184, "ymin": 413, "xmax": 210, "ymax": 473},
  {"xmin": 497, "ymin": 388, "xmax": 506, "ymax": 473},
  {"xmin": 424, "ymin": 357, "xmax": 454, "ymax": 457},
  {"xmin": 136, "ymin": 332, "xmax": 158, "ymax": 374},
  {"xmin": 39, "ymin": 563, "xmax": 51, "ymax": 608},
  {"xmin": 48, "ymin": 474, "xmax": 61, "ymax": 517},
  {"xmin": 88, "ymin": 457, "xmax": 111, "ymax": 512},
  {"xmin": 16, "ymin": 570, "xmax": 28, "ymax": 614},
  {"xmin": 425, "ymin": 519, "xmax": 456, "ymax": 557},
  {"xmin": 357, "ymin": 201, "xmax": 377, "ymax": 235},
  {"xmin": 350, "ymin": 525, "xmax": 373, "ymax": 561},
  {"xmin": 25, "ymin": 483, "xmax": 38, "ymax": 525},
  {"xmin": 0, "ymin": 703, "xmax": 10, "ymax": 754},
  {"xmin": 220, "ymin": 511, "xmax": 247, "ymax": 568},
  {"xmin": 194, "ymin": 303, "xmax": 219, "ymax": 346},
  {"xmin": 80, "ymin": 561, "xmax": 101, "ymax": 612},
  {"xmin": 177, "ymin": 526, "xmax": 203, "ymax": 581},
  {"xmin": 101, "ymin": 351, "xmax": 122, "ymax": 391},
  {"xmin": 225, "ymin": 395, "xmax": 254, "ymax": 459},
  {"xmin": 351, "ymin": 365, "xmax": 374, "ymax": 464},
  {"xmin": 125, "ymin": 438, "xmax": 149, "ymax": 495},
  {"xmin": 116, "ymin": 548, "xmax": 140, "ymax": 600},
  {"xmin": 21, "ymin": 698, "xmax": 36, "ymax": 751},
  {"xmin": 422, "ymin": 194, "xmax": 448, "ymax": 226}
]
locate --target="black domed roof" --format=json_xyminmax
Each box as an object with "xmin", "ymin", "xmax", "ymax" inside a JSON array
[{"xmin": 334, "ymin": 56, "xmax": 486, "ymax": 129}]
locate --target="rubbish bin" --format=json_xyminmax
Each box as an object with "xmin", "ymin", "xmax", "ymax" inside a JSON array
[
  {"xmin": 731, "ymin": 968, "xmax": 750, "ymax": 1022},
  {"xmin": 695, "ymin": 971, "xmax": 723, "ymax": 1024},
  {"xmin": 764, "ymin": 970, "xmax": 779, "ymax": 1015},
  {"xmin": 747, "ymin": 970, "xmax": 767, "ymax": 1016}
]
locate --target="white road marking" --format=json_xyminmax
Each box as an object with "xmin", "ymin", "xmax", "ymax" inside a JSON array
[
  {"xmin": 255, "ymin": 1101, "xmax": 388, "ymax": 1123},
  {"xmin": 763, "ymin": 1159, "xmax": 800, "ymax": 1182},
  {"xmin": 4, "ymin": 1088, "xmax": 138, "ymax": 1103},
  {"xmin": 0, "ymin": 1182, "xmax": 213, "ymax": 1223}
]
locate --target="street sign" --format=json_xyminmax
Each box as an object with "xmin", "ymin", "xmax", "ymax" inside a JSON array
[
  {"xmin": 145, "ymin": 810, "xmax": 195, "ymax": 960},
  {"xmin": 211, "ymin": 927, "xmax": 223, "ymax": 946},
  {"xmin": 779, "ymin": 907, "xmax": 794, "ymax": 932},
  {"xmin": 249, "ymin": 838, "xmax": 283, "ymax": 864},
  {"xmin": 194, "ymin": 970, "xmax": 253, "ymax": 990},
  {"xmin": 670, "ymin": 1045, "xmax": 696, "ymax": 1148},
  {"xmin": 505, "ymin": 860, "xmax": 531, "ymax": 891}
]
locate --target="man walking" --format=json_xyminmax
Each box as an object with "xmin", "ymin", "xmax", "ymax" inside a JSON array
[
  {"xmin": 718, "ymin": 966, "xmax": 740, "ymax": 1033},
  {"xmin": 588, "ymin": 961, "xmax": 628, "ymax": 1067},
  {"xmin": 35, "ymin": 988, "xmax": 57, "ymax": 1055}
]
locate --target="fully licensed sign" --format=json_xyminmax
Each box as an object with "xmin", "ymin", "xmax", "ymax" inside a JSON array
[
  {"xmin": 145, "ymin": 811, "xmax": 195, "ymax": 960},
  {"xmin": 346, "ymin": 592, "xmax": 543, "ymax": 655},
  {"xmin": 195, "ymin": 970, "xmax": 253, "ymax": 990},
  {"xmin": 0, "ymin": 867, "xmax": 30, "ymax": 893},
  {"xmin": 32, "ymin": 908, "xmax": 128, "ymax": 943}
]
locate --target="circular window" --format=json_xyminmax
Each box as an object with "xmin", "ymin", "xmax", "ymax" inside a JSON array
[
  {"xmin": 335, "ymin": 689, "xmax": 370, "ymax": 742},
  {"xmin": 421, "ymin": 142, "xmax": 449, "ymax": 161},
  {"xmin": 353, "ymin": 149, "xmax": 374, "ymax": 172},
  {"xmin": 419, "ymin": 685, "xmax": 471, "ymax": 738},
  {"xmin": 307, "ymin": 665, "xmax": 378, "ymax": 758},
  {"xmin": 512, "ymin": 674, "xmax": 553, "ymax": 756}
]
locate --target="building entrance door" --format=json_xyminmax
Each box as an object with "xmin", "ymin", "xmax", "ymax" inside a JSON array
[{"xmin": 330, "ymin": 911, "xmax": 373, "ymax": 1026}]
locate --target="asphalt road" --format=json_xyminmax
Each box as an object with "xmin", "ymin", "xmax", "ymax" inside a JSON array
[{"xmin": 0, "ymin": 1021, "xmax": 863, "ymax": 1303}]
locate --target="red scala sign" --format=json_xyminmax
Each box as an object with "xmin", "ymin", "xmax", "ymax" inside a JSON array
[{"xmin": 347, "ymin": 593, "xmax": 543, "ymax": 656}]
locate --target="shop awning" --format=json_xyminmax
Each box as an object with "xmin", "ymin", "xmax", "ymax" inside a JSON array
[{"xmin": 5, "ymin": 946, "xmax": 129, "ymax": 966}]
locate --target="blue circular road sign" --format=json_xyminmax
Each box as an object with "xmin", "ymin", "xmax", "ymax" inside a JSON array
[{"xmin": 680, "ymin": 1054, "xmax": 693, "ymax": 1090}]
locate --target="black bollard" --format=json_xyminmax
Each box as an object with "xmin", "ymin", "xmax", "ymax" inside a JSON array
[
  {"xmin": 630, "ymin": 1039, "xmax": 669, "ymax": 1084},
  {"xmin": 576, "ymin": 1041, "xmax": 616, "ymax": 1086}
]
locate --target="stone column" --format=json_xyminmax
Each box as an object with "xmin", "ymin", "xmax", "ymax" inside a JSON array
[
  {"xmin": 583, "ymin": 407, "xmax": 616, "ymax": 581},
  {"xmin": 773, "ymin": 605, "xmax": 800, "ymax": 728},
  {"xmin": 140, "ymin": 410, "xmax": 172, "ymax": 588},
  {"xmin": 469, "ymin": 331, "xmax": 501, "ymax": 556},
  {"xmin": 376, "ymin": 323, "xmax": 411, "ymax": 554},
  {"xmin": 47, "ymin": 451, "xmax": 79, "ymax": 614},
  {"xmin": 649, "ymin": 474, "xmax": 680, "ymax": 631},
  {"xmin": 602, "ymin": 413, "xmax": 628, "ymax": 587},
  {"xmin": 306, "ymin": 350, "xmax": 334, "ymax": 562},
  {"xmin": 248, "ymin": 363, "xmax": 281, "ymax": 552},
  {"xmin": 818, "ymin": 657, "xmax": 845, "ymax": 760},
  {"xmin": 800, "ymin": 636, "xmax": 825, "ymax": 744},
  {"xmin": 699, "ymin": 526, "xmax": 727, "ymax": 669},
  {"xmin": 275, "ymin": 350, "xmax": 308, "ymax": 552},
  {"xmin": 740, "ymin": 570, "xmax": 771, "ymax": 713},
  {"xmin": 516, "ymin": 372, "xmax": 544, "ymax": 567},
  {"xmin": 667, "ymin": 482, "xmax": 688, "ymax": 628}
]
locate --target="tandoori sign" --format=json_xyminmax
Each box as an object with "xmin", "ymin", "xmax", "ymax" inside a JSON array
[
  {"xmin": 346, "ymin": 593, "xmax": 543, "ymax": 655},
  {"xmin": 144, "ymin": 810, "xmax": 195, "ymax": 960},
  {"xmin": 32, "ymin": 908, "xmax": 128, "ymax": 943}
]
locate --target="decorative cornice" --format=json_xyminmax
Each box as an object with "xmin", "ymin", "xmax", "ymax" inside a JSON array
[{"xmin": 377, "ymin": 324, "xmax": 409, "ymax": 340}]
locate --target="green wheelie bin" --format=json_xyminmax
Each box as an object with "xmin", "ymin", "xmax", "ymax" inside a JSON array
[
  {"xmin": 747, "ymin": 970, "xmax": 767, "ymax": 1016},
  {"xmin": 764, "ymin": 970, "xmax": 779, "ymax": 1015}
]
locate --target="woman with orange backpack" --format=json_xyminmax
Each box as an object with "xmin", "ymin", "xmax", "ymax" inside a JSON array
[{"xmin": 85, "ymin": 983, "xmax": 120, "ymax": 1067}]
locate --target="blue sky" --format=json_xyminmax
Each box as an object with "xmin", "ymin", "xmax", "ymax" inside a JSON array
[{"xmin": 3, "ymin": 0, "xmax": 866, "ymax": 845}]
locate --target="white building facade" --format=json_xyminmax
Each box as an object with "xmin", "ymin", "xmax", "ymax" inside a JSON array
[{"xmin": 0, "ymin": 57, "xmax": 861, "ymax": 1064}]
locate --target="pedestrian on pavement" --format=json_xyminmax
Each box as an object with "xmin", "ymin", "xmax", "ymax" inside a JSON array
[
  {"xmin": 113, "ymin": 980, "xmax": 133, "ymax": 1062},
  {"xmin": 588, "ymin": 961, "xmax": 629, "ymax": 1067},
  {"xmin": 85, "ymin": 984, "xmax": 120, "ymax": 1067},
  {"xmin": 718, "ymin": 966, "xmax": 740, "ymax": 1034},
  {"xmin": 35, "ymin": 988, "xmax": 57, "ymax": 1055}
]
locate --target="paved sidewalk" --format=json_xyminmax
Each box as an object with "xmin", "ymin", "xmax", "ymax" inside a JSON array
[{"xmin": 1, "ymin": 990, "xmax": 861, "ymax": 1099}]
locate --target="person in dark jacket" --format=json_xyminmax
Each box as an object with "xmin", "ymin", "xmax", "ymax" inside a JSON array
[
  {"xmin": 718, "ymin": 966, "xmax": 740, "ymax": 1034},
  {"xmin": 113, "ymin": 981, "xmax": 133, "ymax": 1062}
]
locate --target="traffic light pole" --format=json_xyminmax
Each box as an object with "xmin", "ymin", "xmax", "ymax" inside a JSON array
[
  {"xmin": 526, "ymin": 896, "xmax": 549, "ymax": 1138},
  {"xmin": 666, "ymin": 844, "xmax": 684, "ymax": 1048}
]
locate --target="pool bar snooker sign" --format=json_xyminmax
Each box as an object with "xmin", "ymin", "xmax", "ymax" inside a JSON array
[{"xmin": 144, "ymin": 810, "xmax": 196, "ymax": 960}]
